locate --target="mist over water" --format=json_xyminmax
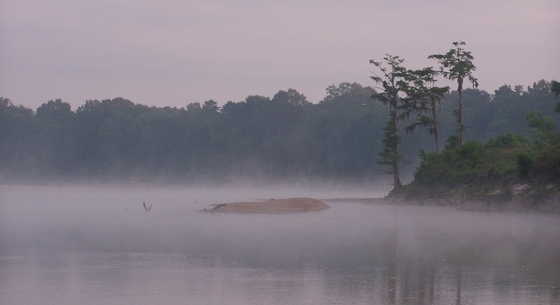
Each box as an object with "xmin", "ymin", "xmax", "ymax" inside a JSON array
[{"xmin": 1, "ymin": 184, "xmax": 560, "ymax": 305}]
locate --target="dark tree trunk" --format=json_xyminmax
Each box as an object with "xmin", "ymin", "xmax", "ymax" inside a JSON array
[
  {"xmin": 392, "ymin": 102, "xmax": 402, "ymax": 190},
  {"xmin": 458, "ymin": 78, "xmax": 464, "ymax": 146},
  {"xmin": 432, "ymin": 97, "xmax": 440, "ymax": 153}
]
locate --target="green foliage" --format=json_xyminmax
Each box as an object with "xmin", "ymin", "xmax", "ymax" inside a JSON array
[
  {"xmin": 442, "ymin": 141, "xmax": 487, "ymax": 183},
  {"xmin": 444, "ymin": 135, "xmax": 461, "ymax": 150},
  {"xmin": 428, "ymin": 41, "xmax": 478, "ymax": 89},
  {"xmin": 532, "ymin": 144, "xmax": 560, "ymax": 181},
  {"xmin": 35, "ymin": 99, "xmax": 78, "ymax": 175},
  {"xmin": 486, "ymin": 133, "xmax": 526, "ymax": 149},
  {"xmin": 526, "ymin": 110, "xmax": 555, "ymax": 133},
  {"xmin": 272, "ymin": 88, "xmax": 310, "ymax": 107},
  {"xmin": 0, "ymin": 86, "xmax": 389, "ymax": 183},
  {"xmin": 409, "ymin": 95, "xmax": 560, "ymax": 204},
  {"xmin": 490, "ymin": 82, "xmax": 559, "ymax": 139},
  {"xmin": 369, "ymin": 55, "xmax": 408, "ymax": 111},
  {"xmin": 413, "ymin": 150, "xmax": 447, "ymax": 185},
  {"xmin": 526, "ymin": 110, "xmax": 556, "ymax": 149},
  {"xmin": 378, "ymin": 116, "xmax": 404, "ymax": 172},
  {"xmin": 1, "ymin": 77, "xmax": 559, "ymax": 186},
  {"xmin": 516, "ymin": 152, "xmax": 534, "ymax": 178},
  {"xmin": 414, "ymin": 137, "xmax": 524, "ymax": 190},
  {"xmin": 0, "ymin": 97, "xmax": 37, "ymax": 178},
  {"xmin": 551, "ymin": 80, "xmax": 560, "ymax": 100}
]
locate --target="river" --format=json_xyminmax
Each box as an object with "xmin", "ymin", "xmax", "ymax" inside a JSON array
[{"xmin": 1, "ymin": 185, "xmax": 559, "ymax": 304}]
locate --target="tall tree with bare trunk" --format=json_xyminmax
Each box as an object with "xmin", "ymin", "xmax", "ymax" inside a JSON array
[{"xmin": 429, "ymin": 41, "xmax": 478, "ymax": 146}]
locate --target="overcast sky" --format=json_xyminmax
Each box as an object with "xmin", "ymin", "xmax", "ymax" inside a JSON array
[{"xmin": 1, "ymin": 0, "xmax": 559, "ymax": 110}]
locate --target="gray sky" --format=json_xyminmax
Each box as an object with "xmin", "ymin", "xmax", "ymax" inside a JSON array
[{"xmin": 1, "ymin": 0, "xmax": 559, "ymax": 110}]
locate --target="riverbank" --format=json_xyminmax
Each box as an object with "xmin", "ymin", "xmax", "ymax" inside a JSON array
[
  {"xmin": 376, "ymin": 193, "xmax": 560, "ymax": 214},
  {"xmin": 324, "ymin": 186, "xmax": 560, "ymax": 213}
]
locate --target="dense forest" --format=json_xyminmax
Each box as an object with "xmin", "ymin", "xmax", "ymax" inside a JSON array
[{"xmin": 1, "ymin": 79, "xmax": 559, "ymax": 186}]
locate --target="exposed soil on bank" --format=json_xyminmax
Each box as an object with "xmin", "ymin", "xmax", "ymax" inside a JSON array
[
  {"xmin": 324, "ymin": 194, "xmax": 560, "ymax": 213},
  {"xmin": 359, "ymin": 194, "xmax": 560, "ymax": 213}
]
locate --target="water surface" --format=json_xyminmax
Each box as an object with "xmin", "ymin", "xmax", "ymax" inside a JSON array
[{"xmin": 1, "ymin": 185, "xmax": 559, "ymax": 304}]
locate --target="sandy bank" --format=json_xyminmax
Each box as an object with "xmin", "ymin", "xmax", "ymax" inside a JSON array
[{"xmin": 204, "ymin": 197, "xmax": 330, "ymax": 214}]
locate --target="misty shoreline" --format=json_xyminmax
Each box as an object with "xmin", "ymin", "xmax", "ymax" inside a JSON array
[
  {"xmin": 4, "ymin": 183, "xmax": 560, "ymax": 214},
  {"xmin": 321, "ymin": 195, "xmax": 560, "ymax": 214},
  {"xmin": 366, "ymin": 196, "xmax": 560, "ymax": 214}
]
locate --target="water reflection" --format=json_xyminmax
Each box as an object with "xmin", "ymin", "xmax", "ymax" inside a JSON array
[
  {"xmin": 1, "ymin": 186, "xmax": 560, "ymax": 304},
  {"xmin": 3, "ymin": 250, "xmax": 557, "ymax": 305}
]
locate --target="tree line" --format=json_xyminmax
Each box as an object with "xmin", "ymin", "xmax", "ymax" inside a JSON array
[
  {"xmin": 0, "ymin": 84, "xmax": 387, "ymax": 184},
  {"xmin": 1, "ymin": 71, "xmax": 558, "ymax": 185}
]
